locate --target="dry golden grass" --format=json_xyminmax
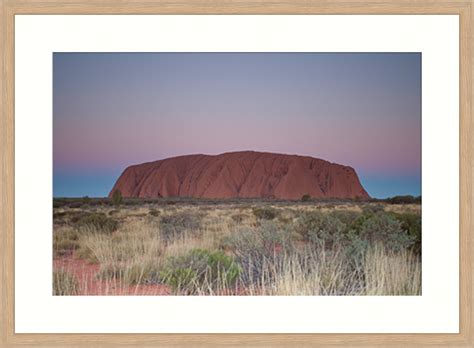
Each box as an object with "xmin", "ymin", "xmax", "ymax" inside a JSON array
[
  {"xmin": 53, "ymin": 201, "xmax": 421, "ymax": 296},
  {"xmin": 364, "ymin": 243, "xmax": 422, "ymax": 295}
]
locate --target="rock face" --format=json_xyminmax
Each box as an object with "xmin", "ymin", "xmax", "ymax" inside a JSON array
[{"xmin": 109, "ymin": 151, "xmax": 369, "ymax": 200}]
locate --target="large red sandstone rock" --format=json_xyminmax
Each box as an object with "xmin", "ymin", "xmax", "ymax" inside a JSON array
[{"xmin": 109, "ymin": 151, "xmax": 369, "ymax": 200}]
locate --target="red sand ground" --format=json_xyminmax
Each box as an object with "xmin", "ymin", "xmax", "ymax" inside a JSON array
[
  {"xmin": 53, "ymin": 244, "xmax": 294, "ymax": 296},
  {"xmin": 54, "ymin": 254, "xmax": 262, "ymax": 296},
  {"xmin": 53, "ymin": 254, "xmax": 170, "ymax": 295},
  {"xmin": 110, "ymin": 151, "xmax": 369, "ymax": 200}
]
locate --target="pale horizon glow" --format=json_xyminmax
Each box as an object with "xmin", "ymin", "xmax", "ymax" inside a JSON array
[{"xmin": 53, "ymin": 52, "xmax": 421, "ymax": 198}]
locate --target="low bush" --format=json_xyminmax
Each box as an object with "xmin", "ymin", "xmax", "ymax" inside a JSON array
[
  {"xmin": 230, "ymin": 213, "xmax": 249, "ymax": 223},
  {"xmin": 252, "ymin": 207, "xmax": 279, "ymax": 220},
  {"xmin": 74, "ymin": 213, "xmax": 119, "ymax": 234},
  {"xmin": 160, "ymin": 249, "xmax": 241, "ymax": 294},
  {"xmin": 384, "ymin": 195, "xmax": 421, "ymax": 204},
  {"xmin": 361, "ymin": 204, "xmax": 385, "ymax": 215},
  {"xmin": 293, "ymin": 210, "xmax": 416, "ymax": 264},
  {"xmin": 54, "ymin": 210, "xmax": 90, "ymax": 225},
  {"xmin": 278, "ymin": 216, "xmax": 293, "ymax": 225},
  {"xmin": 294, "ymin": 211, "xmax": 346, "ymax": 247},
  {"xmin": 389, "ymin": 212, "xmax": 421, "ymax": 254},
  {"xmin": 53, "ymin": 211, "xmax": 68, "ymax": 220},
  {"xmin": 149, "ymin": 209, "xmax": 160, "ymax": 217},
  {"xmin": 328, "ymin": 210, "xmax": 360, "ymax": 226},
  {"xmin": 301, "ymin": 194, "xmax": 311, "ymax": 202},
  {"xmin": 111, "ymin": 189, "xmax": 123, "ymax": 206},
  {"xmin": 348, "ymin": 212, "xmax": 416, "ymax": 253},
  {"xmin": 160, "ymin": 212, "xmax": 203, "ymax": 241},
  {"xmin": 53, "ymin": 270, "xmax": 79, "ymax": 295},
  {"xmin": 53, "ymin": 200, "xmax": 63, "ymax": 209},
  {"xmin": 223, "ymin": 221, "xmax": 293, "ymax": 284}
]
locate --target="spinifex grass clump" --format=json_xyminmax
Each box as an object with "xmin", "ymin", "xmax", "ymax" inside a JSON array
[
  {"xmin": 96, "ymin": 260, "xmax": 160, "ymax": 285},
  {"xmin": 363, "ymin": 243, "xmax": 421, "ymax": 295},
  {"xmin": 160, "ymin": 249, "xmax": 241, "ymax": 294},
  {"xmin": 53, "ymin": 228, "xmax": 80, "ymax": 257},
  {"xmin": 53, "ymin": 269, "xmax": 79, "ymax": 295},
  {"xmin": 78, "ymin": 220, "xmax": 163, "ymax": 266}
]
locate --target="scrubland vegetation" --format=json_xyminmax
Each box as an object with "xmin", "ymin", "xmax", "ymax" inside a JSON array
[{"xmin": 53, "ymin": 197, "xmax": 421, "ymax": 296}]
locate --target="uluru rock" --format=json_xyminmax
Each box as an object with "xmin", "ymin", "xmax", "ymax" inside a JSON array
[{"xmin": 109, "ymin": 151, "xmax": 369, "ymax": 200}]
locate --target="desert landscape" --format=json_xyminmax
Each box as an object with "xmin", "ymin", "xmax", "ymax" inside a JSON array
[
  {"xmin": 53, "ymin": 52, "xmax": 421, "ymax": 296},
  {"xmin": 53, "ymin": 152, "xmax": 421, "ymax": 296}
]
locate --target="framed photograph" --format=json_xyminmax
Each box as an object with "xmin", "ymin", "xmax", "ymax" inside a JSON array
[{"xmin": 1, "ymin": 0, "xmax": 472, "ymax": 346}]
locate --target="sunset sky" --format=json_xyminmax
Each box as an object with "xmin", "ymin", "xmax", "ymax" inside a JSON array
[{"xmin": 53, "ymin": 53, "xmax": 421, "ymax": 198}]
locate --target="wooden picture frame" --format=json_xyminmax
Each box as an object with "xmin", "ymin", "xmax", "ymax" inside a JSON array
[{"xmin": 1, "ymin": 0, "xmax": 472, "ymax": 346}]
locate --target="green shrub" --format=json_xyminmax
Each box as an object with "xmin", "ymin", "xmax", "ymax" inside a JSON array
[
  {"xmin": 53, "ymin": 270, "xmax": 79, "ymax": 295},
  {"xmin": 53, "ymin": 211, "xmax": 67, "ymax": 220},
  {"xmin": 252, "ymin": 207, "xmax": 278, "ymax": 220},
  {"xmin": 294, "ymin": 211, "xmax": 346, "ymax": 247},
  {"xmin": 390, "ymin": 212, "xmax": 421, "ymax": 253},
  {"xmin": 54, "ymin": 210, "xmax": 89, "ymax": 225},
  {"xmin": 278, "ymin": 216, "xmax": 293, "ymax": 225},
  {"xmin": 160, "ymin": 212, "xmax": 203, "ymax": 241},
  {"xmin": 231, "ymin": 213, "xmax": 249, "ymax": 223},
  {"xmin": 301, "ymin": 194, "xmax": 311, "ymax": 202},
  {"xmin": 149, "ymin": 209, "xmax": 160, "ymax": 217},
  {"xmin": 74, "ymin": 213, "xmax": 119, "ymax": 233},
  {"xmin": 328, "ymin": 210, "xmax": 360, "ymax": 226},
  {"xmin": 69, "ymin": 211, "xmax": 95, "ymax": 223},
  {"xmin": 349, "ymin": 212, "xmax": 415, "ymax": 253},
  {"xmin": 160, "ymin": 249, "xmax": 241, "ymax": 294},
  {"xmin": 223, "ymin": 221, "xmax": 293, "ymax": 284},
  {"xmin": 362, "ymin": 204, "xmax": 385, "ymax": 215},
  {"xmin": 385, "ymin": 195, "xmax": 421, "ymax": 204},
  {"xmin": 111, "ymin": 189, "xmax": 123, "ymax": 206},
  {"xmin": 162, "ymin": 267, "xmax": 196, "ymax": 293},
  {"xmin": 292, "ymin": 210, "xmax": 416, "ymax": 265}
]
